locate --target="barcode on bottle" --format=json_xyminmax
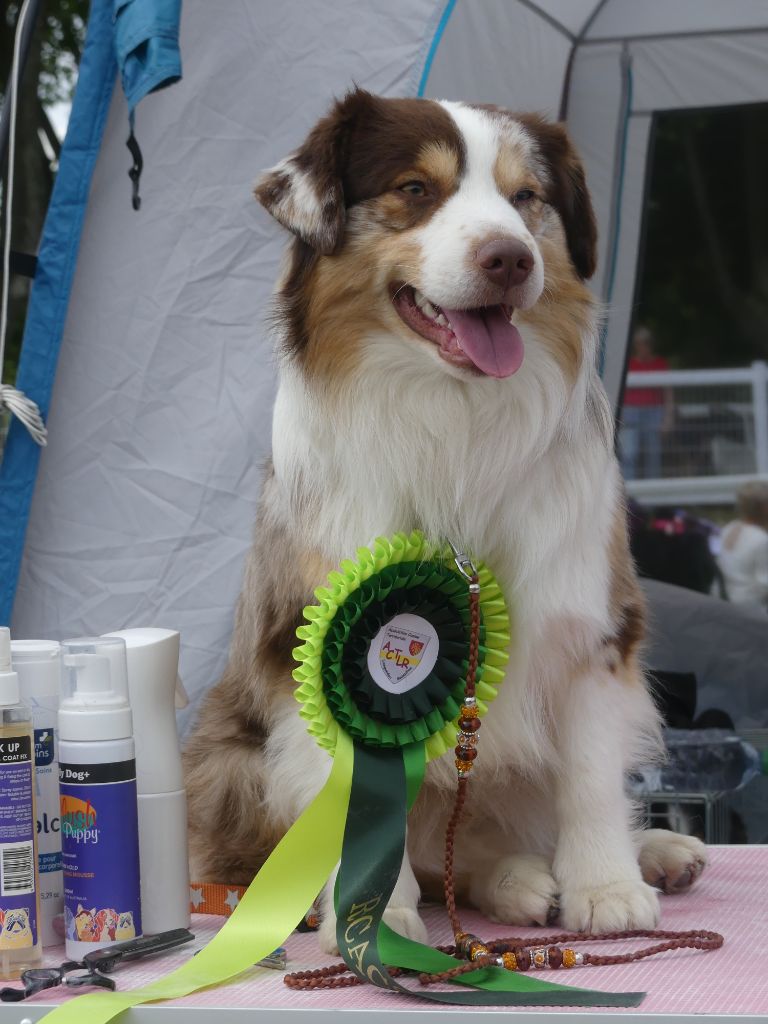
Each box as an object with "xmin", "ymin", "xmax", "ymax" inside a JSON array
[{"xmin": 1, "ymin": 842, "xmax": 34, "ymax": 896}]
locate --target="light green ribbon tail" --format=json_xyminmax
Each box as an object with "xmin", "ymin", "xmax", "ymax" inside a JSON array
[{"xmin": 40, "ymin": 730, "xmax": 355, "ymax": 1024}]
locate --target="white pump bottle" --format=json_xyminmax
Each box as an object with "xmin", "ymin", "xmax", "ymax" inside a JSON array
[{"xmin": 102, "ymin": 629, "xmax": 190, "ymax": 933}]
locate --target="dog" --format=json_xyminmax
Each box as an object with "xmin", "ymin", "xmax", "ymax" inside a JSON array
[{"xmin": 184, "ymin": 89, "xmax": 706, "ymax": 952}]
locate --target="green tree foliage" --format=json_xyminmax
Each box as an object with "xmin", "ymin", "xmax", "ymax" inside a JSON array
[
  {"xmin": 1, "ymin": 0, "xmax": 87, "ymax": 385},
  {"xmin": 635, "ymin": 104, "xmax": 768, "ymax": 368}
]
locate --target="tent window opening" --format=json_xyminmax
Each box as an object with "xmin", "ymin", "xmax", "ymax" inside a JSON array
[{"xmin": 618, "ymin": 102, "xmax": 768, "ymax": 603}]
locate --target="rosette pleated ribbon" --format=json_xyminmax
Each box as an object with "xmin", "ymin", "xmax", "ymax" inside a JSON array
[{"xmin": 40, "ymin": 532, "xmax": 641, "ymax": 1023}]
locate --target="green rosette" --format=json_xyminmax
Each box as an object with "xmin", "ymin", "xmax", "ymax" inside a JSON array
[{"xmin": 292, "ymin": 531, "xmax": 511, "ymax": 761}]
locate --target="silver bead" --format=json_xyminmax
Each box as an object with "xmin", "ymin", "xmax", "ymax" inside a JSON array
[
  {"xmin": 574, "ymin": 951, "xmax": 584, "ymax": 966},
  {"xmin": 456, "ymin": 731, "xmax": 478, "ymax": 746},
  {"xmin": 495, "ymin": 956, "xmax": 505, "ymax": 968},
  {"xmin": 468, "ymin": 582, "xmax": 480, "ymax": 593},
  {"xmin": 463, "ymin": 696, "xmax": 477, "ymax": 707},
  {"xmin": 530, "ymin": 946, "xmax": 549, "ymax": 969},
  {"xmin": 457, "ymin": 769, "xmax": 472, "ymax": 779}
]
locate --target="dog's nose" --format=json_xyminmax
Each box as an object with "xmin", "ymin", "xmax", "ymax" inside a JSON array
[{"xmin": 476, "ymin": 238, "xmax": 534, "ymax": 289}]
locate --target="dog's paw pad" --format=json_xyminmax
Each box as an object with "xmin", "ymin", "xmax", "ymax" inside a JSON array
[
  {"xmin": 560, "ymin": 878, "xmax": 660, "ymax": 933},
  {"xmin": 638, "ymin": 829, "xmax": 707, "ymax": 894},
  {"xmin": 382, "ymin": 906, "xmax": 428, "ymax": 944},
  {"xmin": 475, "ymin": 854, "xmax": 559, "ymax": 927}
]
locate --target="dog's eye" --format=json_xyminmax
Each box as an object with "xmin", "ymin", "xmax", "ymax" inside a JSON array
[
  {"xmin": 512, "ymin": 189, "xmax": 536, "ymax": 205},
  {"xmin": 398, "ymin": 181, "xmax": 427, "ymax": 197}
]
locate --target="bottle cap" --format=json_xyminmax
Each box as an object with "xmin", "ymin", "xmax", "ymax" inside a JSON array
[
  {"xmin": 60, "ymin": 637, "xmax": 133, "ymax": 742},
  {"xmin": 0, "ymin": 627, "xmax": 21, "ymax": 706},
  {"xmin": 11, "ymin": 639, "xmax": 61, "ymax": 699}
]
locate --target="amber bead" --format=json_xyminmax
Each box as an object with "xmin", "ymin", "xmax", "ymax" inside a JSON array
[
  {"xmin": 454, "ymin": 745, "xmax": 477, "ymax": 760},
  {"xmin": 515, "ymin": 948, "xmax": 531, "ymax": 971},
  {"xmin": 455, "ymin": 933, "xmax": 482, "ymax": 958},
  {"xmin": 459, "ymin": 716, "xmax": 481, "ymax": 733},
  {"xmin": 548, "ymin": 946, "xmax": 563, "ymax": 969},
  {"xmin": 500, "ymin": 951, "xmax": 518, "ymax": 971}
]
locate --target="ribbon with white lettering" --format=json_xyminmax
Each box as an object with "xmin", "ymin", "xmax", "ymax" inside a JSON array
[{"xmin": 335, "ymin": 739, "xmax": 643, "ymax": 1006}]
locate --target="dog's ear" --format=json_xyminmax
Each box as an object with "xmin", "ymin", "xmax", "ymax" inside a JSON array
[
  {"xmin": 255, "ymin": 88, "xmax": 375, "ymax": 255},
  {"xmin": 525, "ymin": 119, "xmax": 597, "ymax": 280}
]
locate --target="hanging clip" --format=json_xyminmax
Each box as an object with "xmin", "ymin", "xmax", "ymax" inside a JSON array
[
  {"xmin": 126, "ymin": 118, "xmax": 144, "ymax": 211},
  {"xmin": 448, "ymin": 541, "xmax": 479, "ymax": 591}
]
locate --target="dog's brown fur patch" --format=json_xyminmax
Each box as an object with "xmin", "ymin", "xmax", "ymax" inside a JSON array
[
  {"xmin": 519, "ymin": 229, "xmax": 595, "ymax": 385},
  {"xmin": 605, "ymin": 504, "xmax": 646, "ymax": 674},
  {"xmin": 183, "ymin": 464, "xmax": 331, "ymax": 880}
]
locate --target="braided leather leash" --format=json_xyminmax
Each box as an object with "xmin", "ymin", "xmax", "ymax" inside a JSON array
[{"xmin": 284, "ymin": 562, "xmax": 724, "ymax": 991}]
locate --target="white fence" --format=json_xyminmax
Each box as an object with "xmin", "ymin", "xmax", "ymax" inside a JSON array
[{"xmin": 620, "ymin": 361, "xmax": 768, "ymax": 505}]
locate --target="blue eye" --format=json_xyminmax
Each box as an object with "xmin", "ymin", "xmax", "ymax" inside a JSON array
[{"xmin": 512, "ymin": 189, "xmax": 535, "ymax": 205}]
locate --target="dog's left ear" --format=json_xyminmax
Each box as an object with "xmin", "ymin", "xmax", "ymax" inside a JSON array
[
  {"xmin": 255, "ymin": 88, "xmax": 375, "ymax": 255},
  {"xmin": 526, "ymin": 119, "xmax": 597, "ymax": 280}
]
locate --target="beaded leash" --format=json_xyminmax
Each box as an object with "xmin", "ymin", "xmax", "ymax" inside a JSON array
[{"xmin": 284, "ymin": 553, "xmax": 723, "ymax": 992}]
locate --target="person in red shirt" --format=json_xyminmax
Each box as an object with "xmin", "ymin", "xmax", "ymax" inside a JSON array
[{"xmin": 620, "ymin": 326, "xmax": 674, "ymax": 479}]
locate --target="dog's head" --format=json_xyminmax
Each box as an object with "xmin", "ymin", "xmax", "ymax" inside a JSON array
[{"xmin": 256, "ymin": 89, "xmax": 596, "ymax": 382}]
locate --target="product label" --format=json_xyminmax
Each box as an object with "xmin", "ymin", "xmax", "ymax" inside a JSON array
[
  {"xmin": 366, "ymin": 613, "xmax": 439, "ymax": 693},
  {"xmin": 0, "ymin": 734, "xmax": 37, "ymax": 949},
  {"xmin": 60, "ymin": 759, "xmax": 142, "ymax": 944},
  {"xmin": 33, "ymin": 728, "xmax": 54, "ymax": 768},
  {"xmin": 32, "ymin": 716, "xmax": 62, "ymax": 946}
]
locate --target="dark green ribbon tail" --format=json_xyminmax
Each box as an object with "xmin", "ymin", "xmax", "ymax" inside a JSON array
[{"xmin": 336, "ymin": 740, "xmax": 645, "ymax": 1007}]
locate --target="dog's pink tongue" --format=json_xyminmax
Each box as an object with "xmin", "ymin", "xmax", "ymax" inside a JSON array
[{"xmin": 443, "ymin": 306, "xmax": 524, "ymax": 378}]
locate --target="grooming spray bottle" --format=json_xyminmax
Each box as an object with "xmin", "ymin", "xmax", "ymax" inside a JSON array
[
  {"xmin": 103, "ymin": 629, "xmax": 190, "ymax": 933},
  {"xmin": 0, "ymin": 628, "xmax": 42, "ymax": 978},
  {"xmin": 59, "ymin": 637, "xmax": 142, "ymax": 960},
  {"xmin": 11, "ymin": 640, "xmax": 64, "ymax": 947}
]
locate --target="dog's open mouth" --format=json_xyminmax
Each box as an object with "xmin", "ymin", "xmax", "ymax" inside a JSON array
[{"xmin": 390, "ymin": 284, "xmax": 524, "ymax": 378}]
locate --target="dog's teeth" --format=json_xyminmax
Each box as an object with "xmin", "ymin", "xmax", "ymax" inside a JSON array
[
  {"xmin": 435, "ymin": 313, "xmax": 448, "ymax": 327},
  {"xmin": 423, "ymin": 302, "xmax": 438, "ymax": 318}
]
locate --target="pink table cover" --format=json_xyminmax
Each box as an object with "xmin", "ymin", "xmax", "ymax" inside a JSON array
[{"xmin": 18, "ymin": 845, "xmax": 768, "ymax": 1016}]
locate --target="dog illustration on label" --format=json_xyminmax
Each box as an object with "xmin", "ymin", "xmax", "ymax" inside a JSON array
[
  {"xmin": 67, "ymin": 905, "xmax": 135, "ymax": 942},
  {"xmin": 115, "ymin": 911, "xmax": 135, "ymax": 940},
  {"xmin": 73, "ymin": 905, "xmax": 100, "ymax": 942},
  {"xmin": 95, "ymin": 907, "xmax": 118, "ymax": 941},
  {"xmin": 0, "ymin": 908, "xmax": 32, "ymax": 947}
]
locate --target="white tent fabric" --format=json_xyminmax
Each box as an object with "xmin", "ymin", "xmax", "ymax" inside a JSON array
[{"xmin": 10, "ymin": 1, "xmax": 768, "ymax": 733}]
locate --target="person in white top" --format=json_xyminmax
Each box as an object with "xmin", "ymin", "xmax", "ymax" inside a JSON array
[{"xmin": 717, "ymin": 481, "xmax": 768, "ymax": 611}]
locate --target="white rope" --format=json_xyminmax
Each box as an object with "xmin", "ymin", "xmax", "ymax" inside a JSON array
[{"xmin": 0, "ymin": 0, "xmax": 47, "ymax": 447}]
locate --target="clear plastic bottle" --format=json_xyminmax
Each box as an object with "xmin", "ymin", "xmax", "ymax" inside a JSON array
[
  {"xmin": 59, "ymin": 637, "xmax": 142, "ymax": 960},
  {"xmin": 0, "ymin": 628, "xmax": 42, "ymax": 979},
  {"xmin": 11, "ymin": 639, "xmax": 63, "ymax": 947}
]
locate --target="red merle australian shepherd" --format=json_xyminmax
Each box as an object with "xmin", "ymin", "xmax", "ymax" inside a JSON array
[{"xmin": 184, "ymin": 89, "xmax": 706, "ymax": 952}]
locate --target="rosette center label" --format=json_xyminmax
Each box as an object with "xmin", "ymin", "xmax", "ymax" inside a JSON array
[{"xmin": 366, "ymin": 614, "xmax": 439, "ymax": 693}]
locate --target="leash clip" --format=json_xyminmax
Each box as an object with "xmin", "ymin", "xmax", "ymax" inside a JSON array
[{"xmin": 448, "ymin": 541, "xmax": 479, "ymax": 590}]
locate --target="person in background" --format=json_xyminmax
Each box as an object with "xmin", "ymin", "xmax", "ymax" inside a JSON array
[
  {"xmin": 716, "ymin": 481, "xmax": 768, "ymax": 611},
  {"xmin": 620, "ymin": 326, "xmax": 674, "ymax": 480}
]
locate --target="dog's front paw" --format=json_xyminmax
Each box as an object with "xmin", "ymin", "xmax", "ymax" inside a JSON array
[
  {"xmin": 382, "ymin": 905, "xmax": 428, "ymax": 945},
  {"xmin": 560, "ymin": 878, "xmax": 660, "ymax": 933},
  {"xmin": 638, "ymin": 828, "xmax": 707, "ymax": 894},
  {"xmin": 318, "ymin": 904, "xmax": 427, "ymax": 956},
  {"xmin": 471, "ymin": 854, "xmax": 559, "ymax": 926}
]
